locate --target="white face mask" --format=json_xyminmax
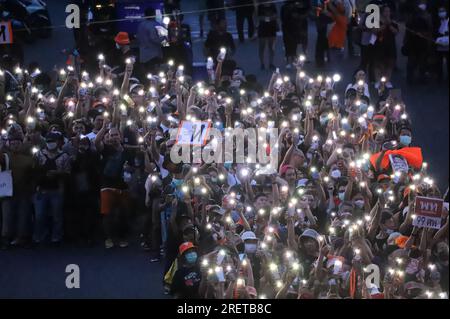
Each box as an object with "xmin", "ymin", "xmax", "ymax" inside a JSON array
[
  {"xmin": 123, "ymin": 172, "xmax": 132, "ymax": 183},
  {"xmin": 418, "ymin": 4, "xmax": 427, "ymax": 11},
  {"xmin": 46, "ymin": 142, "xmax": 58, "ymax": 151},
  {"xmin": 245, "ymin": 243, "xmax": 257, "ymax": 254},
  {"xmin": 354, "ymin": 200, "xmax": 365, "ymax": 208},
  {"xmin": 331, "ymin": 169, "xmax": 342, "ymax": 179}
]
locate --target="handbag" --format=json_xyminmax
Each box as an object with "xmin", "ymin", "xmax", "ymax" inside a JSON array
[{"xmin": 0, "ymin": 154, "xmax": 13, "ymax": 198}]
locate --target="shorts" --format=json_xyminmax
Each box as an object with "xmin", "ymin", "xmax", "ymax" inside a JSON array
[{"xmin": 100, "ymin": 188, "xmax": 129, "ymax": 215}]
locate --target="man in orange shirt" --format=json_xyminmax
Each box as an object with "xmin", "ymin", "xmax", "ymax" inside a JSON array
[{"xmin": 324, "ymin": 0, "xmax": 348, "ymax": 69}]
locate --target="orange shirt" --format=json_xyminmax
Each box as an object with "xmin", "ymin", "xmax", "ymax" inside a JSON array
[{"xmin": 328, "ymin": 14, "xmax": 348, "ymax": 49}]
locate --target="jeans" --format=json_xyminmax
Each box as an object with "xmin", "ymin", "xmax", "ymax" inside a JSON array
[
  {"xmin": 435, "ymin": 50, "xmax": 449, "ymax": 81},
  {"xmin": 1, "ymin": 194, "xmax": 32, "ymax": 239},
  {"xmin": 329, "ymin": 48, "xmax": 345, "ymax": 72},
  {"xmin": 315, "ymin": 29, "xmax": 328, "ymax": 67},
  {"xmin": 359, "ymin": 44, "xmax": 375, "ymax": 82},
  {"xmin": 33, "ymin": 190, "xmax": 64, "ymax": 243},
  {"xmin": 101, "ymin": 189, "xmax": 129, "ymax": 241},
  {"xmin": 236, "ymin": 8, "xmax": 255, "ymax": 42},
  {"xmin": 160, "ymin": 207, "xmax": 171, "ymax": 249}
]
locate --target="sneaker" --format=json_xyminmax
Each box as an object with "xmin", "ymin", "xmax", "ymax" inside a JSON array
[
  {"xmin": 1, "ymin": 240, "xmax": 10, "ymax": 250},
  {"xmin": 150, "ymin": 256, "xmax": 161, "ymax": 263},
  {"xmin": 141, "ymin": 241, "xmax": 151, "ymax": 251},
  {"xmin": 105, "ymin": 238, "xmax": 114, "ymax": 249},
  {"xmin": 164, "ymin": 285, "xmax": 170, "ymax": 295},
  {"xmin": 10, "ymin": 238, "xmax": 23, "ymax": 247},
  {"xmin": 119, "ymin": 241, "xmax": 129, "ymax": 248}
]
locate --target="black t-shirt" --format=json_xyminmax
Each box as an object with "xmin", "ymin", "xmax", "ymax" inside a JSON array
[
  {"xmin": 281, "ymin": 1, "xmax": 310, "ymax": 33},
  {"xmin": 100, "ymin": 145, "xmax": 132, "ymax": 189},
  {"xmin": 170, "ymin": 265, "xmax": 202, "ymax": 299},
  {"xmin": 71, "ymin": 150, "xmax": 100, "ymax": 193},
  {"xmin": 204, "ymin": 30, "xmax": 235, "ymax": 59},
  {"xmin": 257, "ymin": 4, "xmax": 278, "ymax": 37}
]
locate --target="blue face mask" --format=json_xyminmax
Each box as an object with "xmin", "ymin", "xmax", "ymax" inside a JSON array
[
  {"xmin": 224, "ymin": 162, "xmax": 233, "ymax": 170},
  {"xmin": 185, "ymin": 252, "xmax": 198, "ymax": 264},
  {"xmin": 399, "ymin": 135, "xmax": 412, "ymax": 146},
  {"xmin": 338, "ymin": 192, "xmax": 345, "ymax": 201},
  {"xmin": 214, "ymin": 122, "xmax": 224, "ymax": 132},
  {"xmin": 320, "ymin": 117, "xmax": 329, "ymax": 126},
  {"xmin": 342, "ymin": 123, "xmax": 351, "ymax": 131},
  {"xmin": 362, "ymin": 162, "xmax": 370, "ymax": 172},
  {"xmin": 359, "ymin": 103, "xmax": 368, "ymax": 113},
  {"xmin": 172, "ymin": 179, "xmax": 183, "ymax": 188}
]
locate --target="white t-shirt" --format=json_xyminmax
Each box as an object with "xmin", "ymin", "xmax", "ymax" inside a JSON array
[
  {"xmin": 346, "ymin": 83, "xmax": 371, "ymax": 99},
  {"xmin": 157, "ymin": 154, "xmax": 169, "ymax": 179}
]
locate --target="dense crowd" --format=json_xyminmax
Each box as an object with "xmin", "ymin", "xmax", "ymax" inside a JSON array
[{"xmin": 0, "ymin": 0, "xmax": 448, "ymax": 299}]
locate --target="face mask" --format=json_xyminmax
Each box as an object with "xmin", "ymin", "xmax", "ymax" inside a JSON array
[
  {"xmin": 210, "ymin": 177, "xmax": 218, "ymax": 183},
  {"xmin": 320, "ymin": 116, "xmax": 329, "ymax": 126},
  {"xmin": 38, "ymin": 111, "xmax": 46, "ymax": 121},
  {"xmin": 367, "ymin": 110, "xmax": 374, "ymax": 119},
  {"xmin": 46, "ymin": 142, "xmax": 58, "ymax": 150},
  {"xmin": 418, "ymin": 4, "xmax": 427, "ymax": 10},
  {"xmin": 214, "ymin": 122, "xmax": 224, "ymax": 132},
  {"xmin": 354, "ymin": 200, "xmax": 365, "ymax": 208},
  {"xmin": 342, "ymin": 122, "xmax": 351, "ymax": 131},
  {"xmin": 185, "ymin": 252, "xmax": 198, "ymax": 264},
  {"xmin": 123, "ymin": 172, "xmax": 132, "ymax": 183},
  {"xmin": 115, "ymin": 43, "xmax": 121, "ymax": 50},
  {"xmin": 250, "ymin": 101, "xmax": 258, "ymax": 108},
  {"xmin": 439, "ymin": 11, "xmax": 447, "ymax": 18},
  {"xmin": 331, "ymin": 169, "xmax": 341, "ymax": 179},
  {"xmin": 399, "ymin": 135, "xmax": 412, "ymax": 146},
  {"xmin": 172, "ymin": 178, "xmax": 183, "ymax": 187},
  {"xmin": 359, "ymin": 103, "xmax": 368, "ymax": 113},
  {"xmin": 338, "ymin": 192, "xmax": 345, "ymax": 201},
  {"xmin": 245, "ymin": 243, "xmax": 257, "ymax": 254},
  {"xmin": 224, "ymin": 162, "xmax": 233, "ymax": 170}
]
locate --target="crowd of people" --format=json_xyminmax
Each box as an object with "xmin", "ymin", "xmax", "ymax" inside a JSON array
[{"xmin": 0, "ymin": 0, "xmax": 448, "ymax": 299}]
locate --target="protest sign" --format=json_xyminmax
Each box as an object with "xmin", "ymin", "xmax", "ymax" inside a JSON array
[
  {"xmin": 0, "ymin": 21, "xmax": 13, "ymax": 44},
  {"xmin": 389, "ymin": 154, "xmax": 409, "ymax": 173},
  {"xmin": 413, "ymin": 196, "xmax": 443, "ymax": 229}
]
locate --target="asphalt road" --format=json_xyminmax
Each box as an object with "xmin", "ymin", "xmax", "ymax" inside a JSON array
[{"xmin": 0, "ymin": 0, "xmax": 448, "ymax": 299}]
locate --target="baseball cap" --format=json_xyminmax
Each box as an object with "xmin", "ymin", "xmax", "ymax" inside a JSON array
[
  {"xmin": 299, "ymin": 229, "xmax": 320, "ymax": 243},
  {"xmin": 179, "ymin": 242, "xmax": 195, "ymax": 255},
  {"xmin": 241, "ymin": 231, "xmax": 257, "ymax": 241},
  {"xmin": 45, "ymin": 131, "xmax": 62, "ymax": 142},
  {"xmin": 114, "ymin": 32, "xmax": 130, "ymax": 45}
]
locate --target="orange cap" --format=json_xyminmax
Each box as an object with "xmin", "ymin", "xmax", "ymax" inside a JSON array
[
  {"xmin": 179, "ymin": 242, "xmax": 195, "ymax": 255},
  {"xmin": 114, "ymin": 32, "xmax": 130, "ymax": 45}
]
